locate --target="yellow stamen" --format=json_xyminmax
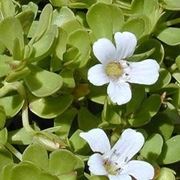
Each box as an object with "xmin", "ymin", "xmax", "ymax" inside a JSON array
[{"xmin": 105, "ymin": 62, "xmax": 123, "ymax": 78}]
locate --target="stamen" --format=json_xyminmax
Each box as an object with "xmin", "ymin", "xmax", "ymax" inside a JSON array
[{"xmin": 105, "ymin": 62, "xmax": 123, "ymax": 78}]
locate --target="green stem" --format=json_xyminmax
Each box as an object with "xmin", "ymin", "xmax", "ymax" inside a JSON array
[
  {"xmin": 166, "ymin": 17, "xmax": 180, "ymax": 26},
  {"xmin": 5, "ymin": 143, "xmax": 22, "ymax": 161},
  {"xmin": 22, "ymin": 101, "xmax": 36, "ymax": 135}
]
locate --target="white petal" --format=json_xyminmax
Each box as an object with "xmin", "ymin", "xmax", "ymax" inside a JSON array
[
  {"xmin": 114, "ymin": 32, "xmax": 137, "ymax": 60},
  {"xmin": 107, "ymin": 81, "xmax": 132, "ymax": 105},
  {"xmin": 88, "ymin": 153, "xmax": 107, "ymax": 176},
  {"xmin": 79, "ymin": 128, "xmax": 111, "ymax": 154},
  {"xmin": 88, "ymin": 64, "xmax": 109, "ymax": 86},
  {"xmin": 127, "ymin": 59, "xmax": 160, "ymax": 85},
  {"xmin": 106, "ymin": 129, "xmax": 144, "ymax": 165},
  {"xmin": 93, "ymin": 38, "xmax": 116, "ymax": 64},
  {"xmin": 122, "ymin": 160, "xmax": 154, "ymax": 180},
  {"xmin": 108, "ymin": 174, "xmax": 131, "ymax": 180}
]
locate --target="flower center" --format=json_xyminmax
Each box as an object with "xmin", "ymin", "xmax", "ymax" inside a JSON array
[
  {"xmin": 105, "ymin": 62, "xmax": 123, "ymax": 78},
  {"xmin": 103, "ymin": 159, "xmax": 120, "ymax": 175}
]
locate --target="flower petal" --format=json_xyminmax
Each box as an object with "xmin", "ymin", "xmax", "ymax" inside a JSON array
[
  {"xmin": 79, "ymin": 128, "xmax": 111, "ymax": 154},
  {"xmin": 88, "ymin": 64, "xmax": 110, "ymax": 86},
  {"xmin": 108, "ymin": 174, "xmax": 131, "ymax": 180},
  {"xmin": 93, "ymin": 38, "xmax": 116, "ymax": 64},
  {"xmin": 114, "ymin": 32, "xmax": 137, "ymax": 60},
  {"xmin": 127, "ymin": 59, "xmax": 160, "ymax": 85},
  {"xmin": 122, "ymin": 160, "xmax": 154, "ymax": 180},
  {"xmin": 88, "ymin": 153, "xmax": 107, "ymax": 176},
  {"xmin": 106, "ymin": 129, "xmax": 144, "ymax": 165},
  {"xmin": 107, "ymin": 81, "xmax": 132, "ymax": 105}
]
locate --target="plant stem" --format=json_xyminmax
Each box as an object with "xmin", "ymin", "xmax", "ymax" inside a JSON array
[
  {"xmin": 5, "ymin": 143, "xmax": 22, "ymax": 161},
  {"xmin": 166, "ymin": 17, "xmax": 180, "ymax": 26},
  {"xmin": 22, "ymin": 101, "xmax": 35, "ymax": 135}
]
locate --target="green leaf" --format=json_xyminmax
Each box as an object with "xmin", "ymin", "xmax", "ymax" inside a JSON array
[
  {"xmin": 162, "ymin": 0, "xmax": 180, "ymax": 10},
  {"xmin": 24, "ymin": 65, "xmax": 63, "ymax": 97},
  {"xmin": 122, "ymin": 15, "xmax": 151, "ymax": 39},
  {"xmin": 0, "ymin": 163, "xmax": 15, "ymax": 180},
  {"xmin": 49, "ymin": 149, "xmax": 84, "ymax": 175},
  {"xmin": 131, "ymin": 0, "xmax": 162, "ymax": 29},
  {"xmin": 89, "ymin": 176, "xmax": 108, "ymax": 180},
  {"xmin": 52, "ymin": 7, "xmax": 75, "ymax": 27},
  {"xmin": 30, "ymin": 25, "xmax": 58, "ymax": 62},
  {"xmin": 60, "ymin": 69, "xmax": 75, "ymax": 88},
  {"xmin": 129, "ymin": 95, "xmax": 161, "ymax": 127},
  {"xmin": 0, "ymin": 128, "xmax": 8, "ymax": 145},
  {"xmin": 89, "ymin": 85, "xmax": 107, "ymax": 104},
  {"xmin": 126, "ymin": 86, "xmax": 145, "ymax": 114},
  {"xmin": 140, "ymin": 133, "xmax": 163, "ymax": 161},
  {"xmin": 10, "ymin": 162, "xmax": 40, "ymax": 180},
  {"xmin": 134, "ymin": 39, "xmax": 164, "ymax": 64},
  {"xmin": 0, "ymin": 106, "xmax": 6, "ymax": 129},
  {"xmin": 146, "ymin": 112, "xmax": 174, "ymax": 140},
  {"xmin": 68, "ymin": 29, "xmax": 91, "ymax": 68},
  {"xmin": 31, "ymin": 4, "xmax": 53, "ymax": 43},
  {"xmin": 78, "ymin": 107, "xmax": 99, "ymax": 131},
  {"xmin": 0, "ymin": 148, "xmax": 13, "ymax": 172},
  {"xmin": 54, "ymin": 108, "xmax": 77, "ymax": 138},
  {"xmin": 157, "ymin": 27, "xmax": 180, "ymax": 46},
  {"xmin": 16, "ymin": 10, "xmax": 35, "ymax": 35},
  {"xmin": 0, "ymin": 17, "xmax": 24, "ymax": 54},
  {"xmin": 157, "ymin": 168, "xmax": 176, "ymax": 180},
  {"xmin": 69, "ymin": 129, "xmax": 89, "ymax": 154},
  {"xmin": 87, "ymin": 3, "xmax": 124, "ymax": 39},
  {"xmin": 159, "ymin": 135, "xmax": 180, "ymax": 164},
  {"xmin": 29, "ymin": 94, "xmax": 73, "ymax": 119},
  {"xmin": 8, "ymin": 127, "xmax": 33, "ymax": 145},
  {"xmin": 23, "ymin": 143, "xmax": 48, "ymax": 171},
  {"xmin": 55, "ymin": 28, "xmax": 68, "ymax": 60},
  {"xmin": 150, "ymin": 69, "xmax": 171, "ymax": 91},
  {"xmin": 172, "ymin": 71, "xmax": 180, "ymax": 83},
  {"xmin": 0, "ymin": 94, "xmax": 24, "ymax": 118},
  {"xmin": 0, "ymin": 0, "xmax": 16, "ymax": 18},
  {"xmin": 176, "ymin": 55, "xmax": 180, "ymax": 70},
  {"xmin": 0, "ymin": 55, "xmax": 12, "ymax": 77}
]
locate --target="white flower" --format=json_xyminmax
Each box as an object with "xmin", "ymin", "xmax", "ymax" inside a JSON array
[
  {"xmin": 88, "ymin": 32, "xmax": 160, "ymax": 105},
  {"xmin": 80, "ymin": 128, "xmax": 154, "ymax": 180}
]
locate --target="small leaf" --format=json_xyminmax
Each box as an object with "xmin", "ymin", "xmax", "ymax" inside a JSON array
[
  {"xmin": 87, "ymin": 3, "xmax": 124, "ymax": 39},
  {"xmin": 54, "ymin": 108, "xmax": 77, "ymax": 138},
  {"xmin": 0, "ymin": 94, "xmax": 24, "ymax": 118},
  {"xmin": 157, "ymin": 27, "xmax": 180, "ymax": 46},
  {"xmin": 162, "ymin": 0, "xmax": 180, "ymax": 10},
  {"xmin": 157, "ymin": 168, "xmax": 176, "ymax": 180},
  {"xmin": 49, "ymin": 149, "xmax": 84, "ymax": 175},
  {"xmin": 0, "ymin": 148, "xmax": 13, "ymax": 172},
  {"xmin": 129, "ymin": 95, "xmax": 161, "ymax": 127},
  {"xmin": 68, "ymin": 29, "xmax": 91, "ymax": 68},
  {"xmin": 31, "ymin": 4, "xmax": 53, "ymax": 42},
  {"xmin": 0, "ymin": 106, "xmax": 6, "ymax": 129},
  {"xmin": 0, "ymin": 128, "xmax": 8, "ymax": 145},
  {"xmin": 23, "ymin": 143, "xmax": 48, "ymax": 171},
  {"xmin": 30, "ymin": 25, "xmax": 58, "ymax": 62},
  {"xmin": 0, "ymin": 17, "xmax": 24, "ymax": 54},
  {"xmin": 29, "ymin": 94, "xmax": 73, "ymax": 119},
  {"xmin": 25, "ymin": 65, "xmax": 63, "ymax": 97},
  {"xmin": 140, "ymin": 133, "xmax": 163, "ymax": 161},
  {"xmin": 11, "ymin": 162, "xmax": 40, "ymax": 180},
  {"xmin": 122, "ymin": 15, "xmax": 151, "ymax": 39},
  {"xmin": 16, "ymin": 10, "xmax": 35, "ymax": 35},
  {"xmin": 159, "ymin": 135, "xmax": 180, "ymax": 164},
  {"xmin": 0, "ymin": 55, "xmax": 12, "ymax": 77},
  {"xmin": 78, "ymin": 108, "xmax": 99, "ymax": 131},
  {"xmin": 8, "ymin": 127, "xmax": 33, "ymax": 145}
]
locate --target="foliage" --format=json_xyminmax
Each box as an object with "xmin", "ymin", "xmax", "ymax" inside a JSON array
[{"xmin": 0, "ymin": 0, "xmax": 179, "ymax": 179}]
